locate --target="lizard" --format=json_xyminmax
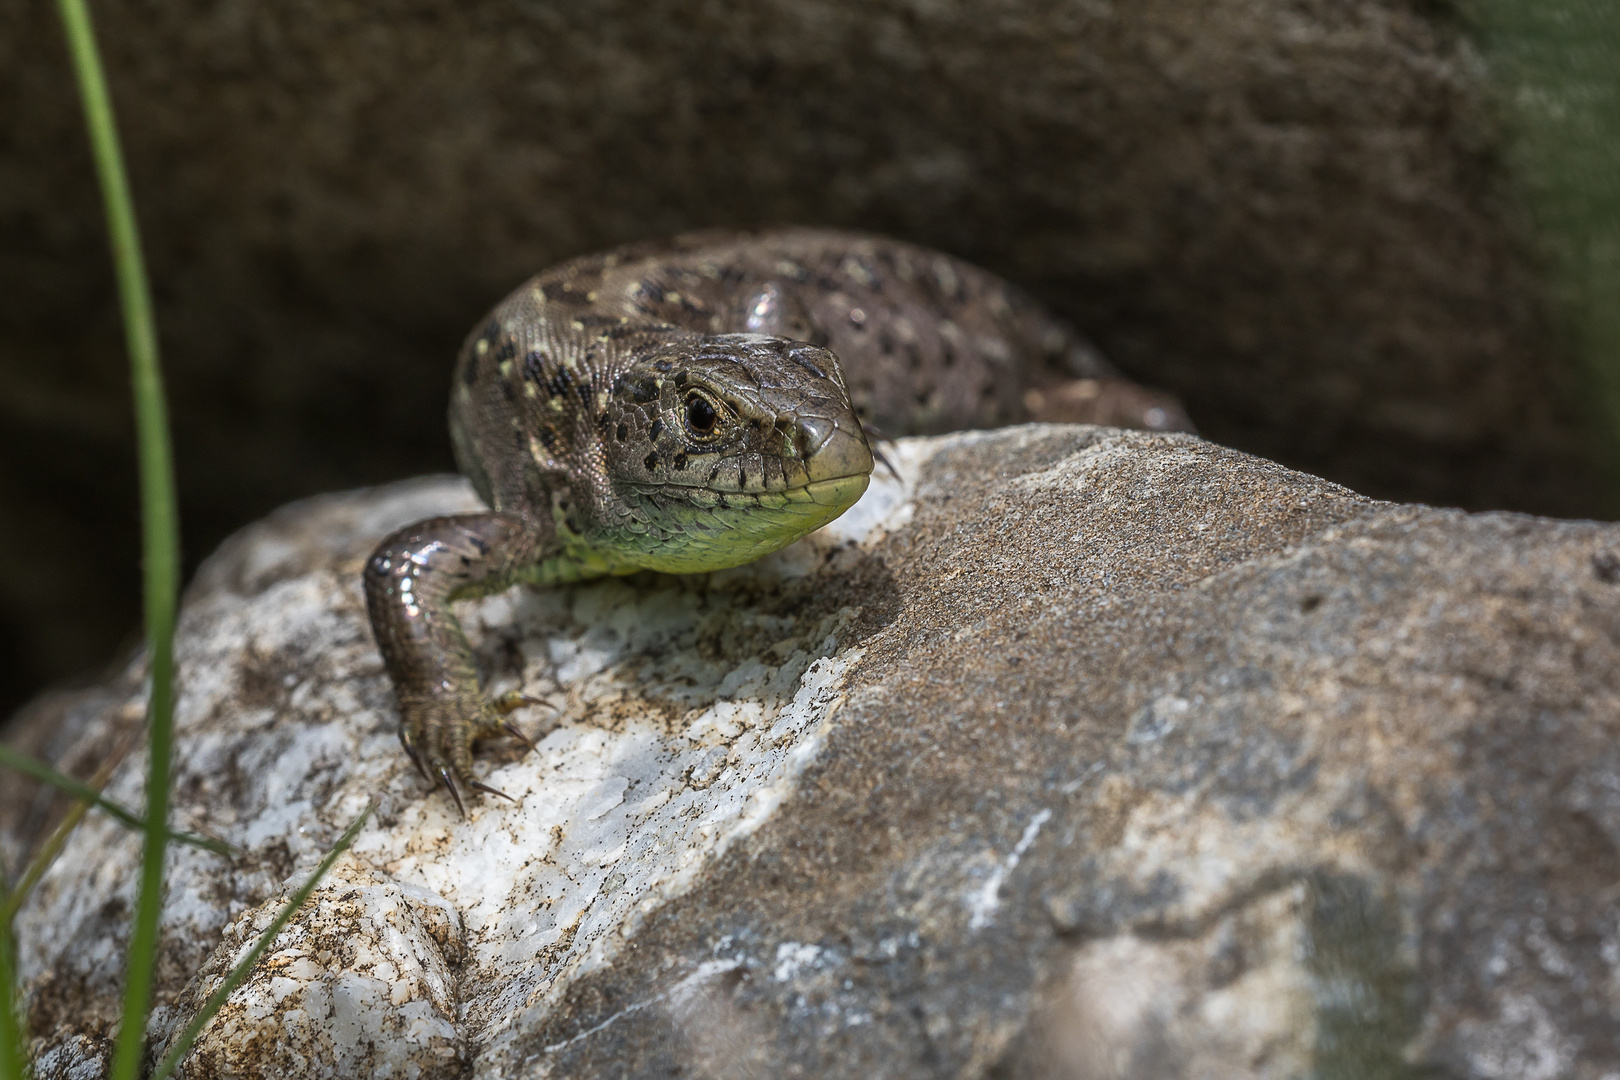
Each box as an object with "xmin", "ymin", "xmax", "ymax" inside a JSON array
[{"xmin": 363, "ymin": 228, "xmax": 1191, "ymax": 812}]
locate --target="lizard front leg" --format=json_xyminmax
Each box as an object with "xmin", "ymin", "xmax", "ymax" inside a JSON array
[{"xmin": 363, "ymin": 511, "xmax": 548, "ymax": 813}]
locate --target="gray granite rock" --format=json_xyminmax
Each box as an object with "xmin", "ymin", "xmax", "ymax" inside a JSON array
[
  {"xmin": 5, "ymin": 425, "xmax": 1620, "ymax": 1078},
  {"xmin": 2, "ymin": 0, "xmax": 1606, "ymax": 724}
]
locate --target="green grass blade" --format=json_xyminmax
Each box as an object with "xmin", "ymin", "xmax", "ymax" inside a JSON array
[
  {"xmin": 147, "ymin": 802, "xmax": 373, "ymax": 1080},
  {"xmin": 50, "ymin": 0, "xmax": 181, "ymax": 1077},
  {"xmin": 1, "ymin": 741, "xmax": 234, "ymax": 929},
  {"xmin": 0, "ymin": 879, "xmax": 21, "ymax": 1080},
  {"xmin": 0, "ymin": 900, "xmax": 21, "ymax": 1080},
  {"xmin": 0, "ymin": 747, "xmax": 231, "ymax": 860}
]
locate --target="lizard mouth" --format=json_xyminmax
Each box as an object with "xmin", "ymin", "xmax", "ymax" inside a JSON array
[
  {"xmin": 598, "ymin": 411, "xmax": 873, "ymax": 576},
  {"xmin": 801, "ymin": 472, "xmax": 872, "ymax": 508},
  {"xmin": 604, "ymin": 469, "xmax": 871, "ymax": 576}
]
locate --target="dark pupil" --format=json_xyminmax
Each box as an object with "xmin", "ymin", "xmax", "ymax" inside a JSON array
[{"xmin": 686, "ymin": 393, "xmax": 717, "ymax": 434}]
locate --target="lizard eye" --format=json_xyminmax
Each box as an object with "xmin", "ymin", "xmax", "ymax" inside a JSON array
[{"xmin": 684, "ymin": 391, "xmax": 720, "ymax": 438}]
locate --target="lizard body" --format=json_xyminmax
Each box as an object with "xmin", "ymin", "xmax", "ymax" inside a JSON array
[{"xmin": 364, "ymin": 229, "xmax": 1189, "ymax": 809}]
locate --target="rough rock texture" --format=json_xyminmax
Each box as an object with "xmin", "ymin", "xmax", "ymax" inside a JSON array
[
  {"xmin": 159, "ymin": 861, "xmax": 465, "ymax": 1078},
  {"xmin": 5, "ymin": 425, "xmax": 1620, "ymax": 1078},
  {"xmin": 1, "ymin": 0, "xmax": 1607, "ymax": 721}
]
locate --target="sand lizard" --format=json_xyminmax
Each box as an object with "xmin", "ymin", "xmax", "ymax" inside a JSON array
[{"xmin": 364, "ymin": 229, "xmax": 1189, "ymax": 810}]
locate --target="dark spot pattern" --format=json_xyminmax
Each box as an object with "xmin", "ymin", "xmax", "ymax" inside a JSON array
[
  {"xmin": 791, "ymin": 353, "xmax": 828, "ymax": 380},
  {"xmin": 376, "ymin": 230, "xmax": 1201, "ymax": 815},
  {"xmin": 550, "ymin": 284, "xmax": 591, "ymax": 307}
]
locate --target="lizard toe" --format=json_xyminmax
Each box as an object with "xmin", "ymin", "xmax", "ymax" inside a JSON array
[
  {"xmin": 437, "ymin": 694, "xmax": 528, "ymax": 813},
  {"xmin": 399, "ymin": 693, "xmax": 508, "ymax": 814}
]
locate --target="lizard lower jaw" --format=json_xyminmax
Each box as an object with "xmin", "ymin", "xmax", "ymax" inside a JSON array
[
  {"xmin": 605, "ymin": 471, "xmax": 872, "ymax": 576},
  {"xmin": 802, "ymin": 472, "xmax": 871, "ymax": 510}
]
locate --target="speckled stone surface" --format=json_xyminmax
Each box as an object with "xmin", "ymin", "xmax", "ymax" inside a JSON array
[
  {"xmin": 155, "ymin": 862, "xmax": 464, "ymax": 1078},
  {"xmin": 5, "ymin": 425, "xmax": 1620, "ymax": 1078}
]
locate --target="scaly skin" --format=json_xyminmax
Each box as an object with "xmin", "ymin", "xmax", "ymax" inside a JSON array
[{"xmin": 364, "ymin": 228, "xmax": 1191, "ymax": 811}]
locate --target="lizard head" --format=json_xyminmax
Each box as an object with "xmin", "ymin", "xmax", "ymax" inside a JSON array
[{"xmin": 593, "ymin": 333, "xmax": 874, "ymax": 573}]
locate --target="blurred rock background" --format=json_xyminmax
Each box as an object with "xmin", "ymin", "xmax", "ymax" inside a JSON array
[{"xmin": 1, "ymin": 0, "xmax": 1616, "ymax": 722}]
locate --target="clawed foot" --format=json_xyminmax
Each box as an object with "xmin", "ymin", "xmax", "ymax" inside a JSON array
[{"xmin": 398, "ymin": 690, "xmax": 554, "ymax": 815}]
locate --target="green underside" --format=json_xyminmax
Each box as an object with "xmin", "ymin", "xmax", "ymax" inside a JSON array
[{"xmin": 522, "ymin": 473, "xmax": 871, "ymax": 585}]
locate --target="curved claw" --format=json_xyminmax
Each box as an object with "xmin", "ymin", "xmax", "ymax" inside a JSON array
[
  {"xmin": 399, "ymin": 729, "xmax": 430, "ymax": 781},
  {"xmin": 502, "ymin": 719, "xmax": 537, "ymax": 753},
  {"xmin": 437, "ymin": 766, "xmax": 468, "ymax": 818},
  {"xmin": 492, "ymin": 691, "xmax": 557, "ymax": 716},
  {"xmin": 472, "ymin": 781, "xmax": 518, "ymax": 804}
]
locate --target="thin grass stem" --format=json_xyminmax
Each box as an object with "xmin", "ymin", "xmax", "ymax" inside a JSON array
[
  {"xmin": 1, "ymin": 733, "xmax": 188, "ymax": 927},
  {"xmin": 0, "ymin": 878, "xmax": 20, "ymax": 1080},
  {"xmin": 0, "ymin": 747, "xmax": 231, "ymax": 862},
  {"xmin": 50, "ymin": 0, "xmax": 181, "ymax": 1077}
]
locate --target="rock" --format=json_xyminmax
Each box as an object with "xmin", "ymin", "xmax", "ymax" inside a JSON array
[
  {"xmin": 5, "ymin": 424, "xmax": 1620, "ymax": 1078},
  {"xmin": 2, "ymin": 0, "xmax": 1607, "ymax": 724},
  {"xmin": 155, "ymin": 861, "xmax": 465, "ymax": 1078}
]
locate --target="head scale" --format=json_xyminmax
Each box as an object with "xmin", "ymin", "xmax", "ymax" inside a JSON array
[{"xmin": 590, "ymin": 333, "xmax": 873, "ymax": 572}]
